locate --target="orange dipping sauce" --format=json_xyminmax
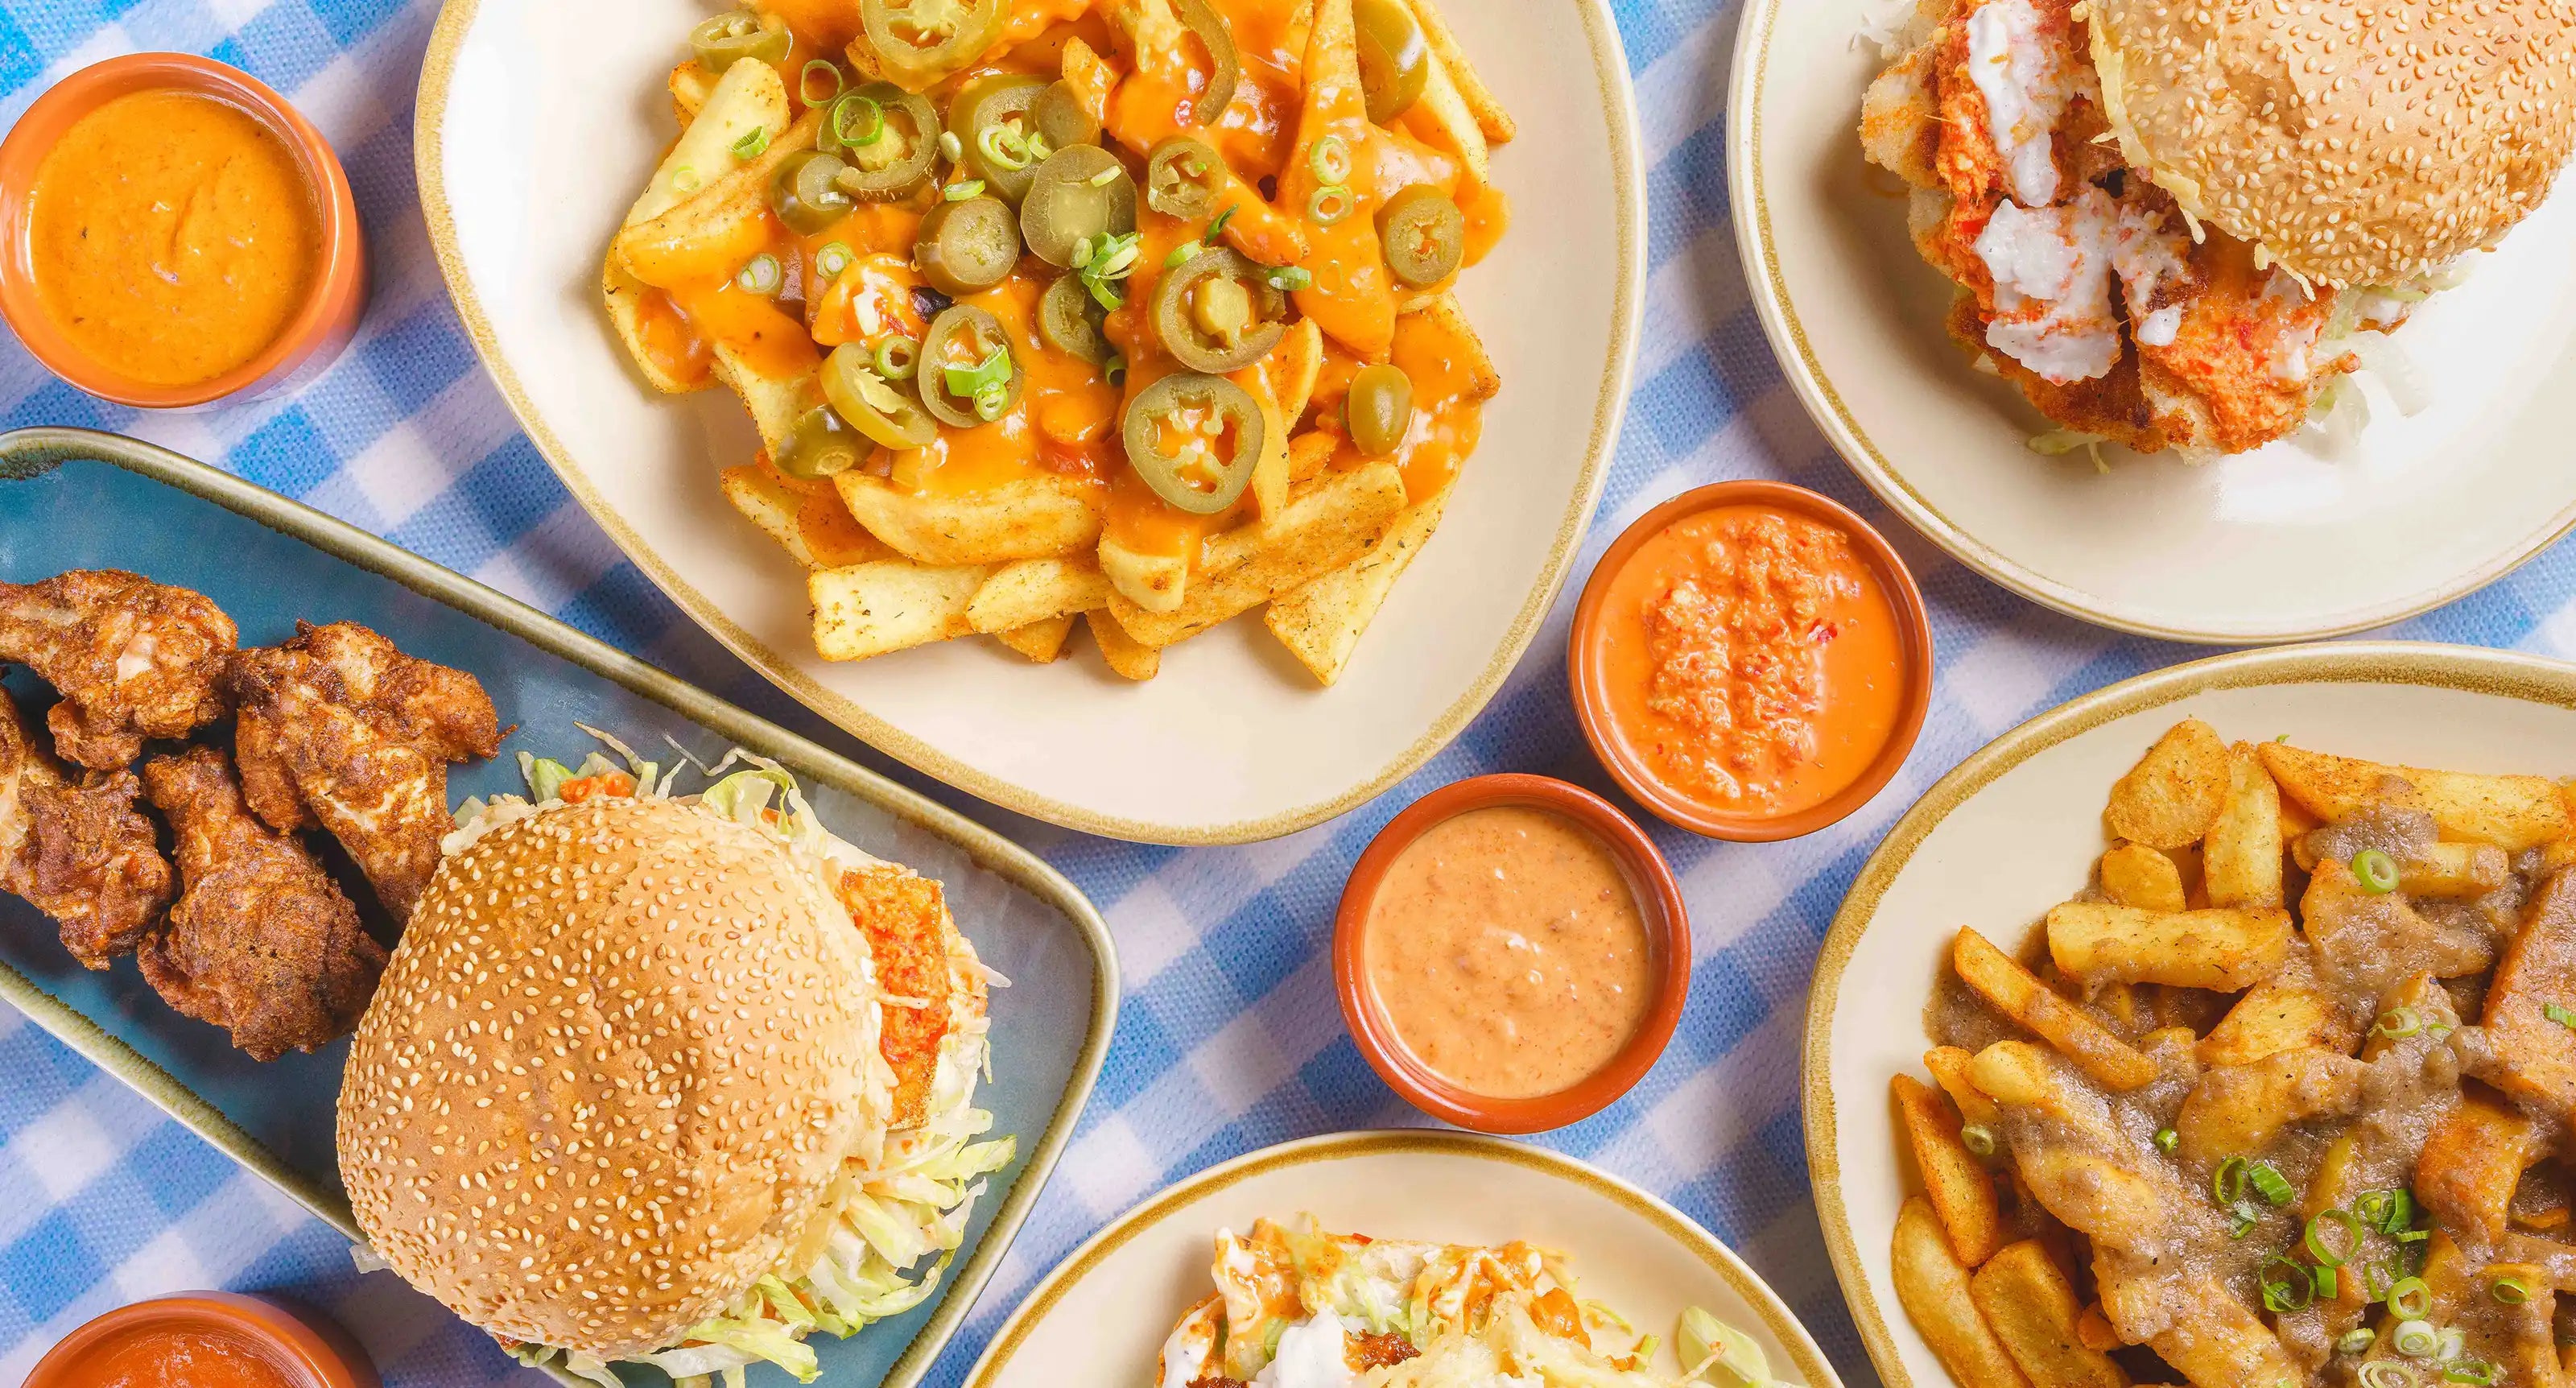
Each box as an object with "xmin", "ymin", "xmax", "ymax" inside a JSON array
[
  {"xmin": 1590, "ymin": 503, "xmax": 1909, "ymax": 820},
  {"xmin": 1361, "ymin": 805, "xmax": 1653, "ymax": 1100},
  {"xmin": 26, "ymin": 88, "xmax": 320, "ymax": 387},
  {"xmin": 51, "ymin": 1327, "xmax": 308, "ymax": 1388}
]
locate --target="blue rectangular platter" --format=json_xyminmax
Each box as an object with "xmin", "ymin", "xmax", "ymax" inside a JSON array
[{"xmin": 0, "ymin": 427, "xmax": 1118, "ymax": 1388}]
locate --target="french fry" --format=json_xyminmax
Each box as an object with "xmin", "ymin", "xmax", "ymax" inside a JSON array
[
  {"xmin": 721, "ymin": 463, "xmax": 817, "ymax": 567},
  {"xmin": 835, "ymin": 473, "xmax": 1103, "ymax": 567},
  {"xmin": 1289, "ymin": 429, "xmax": 1338, "ymax": 482},
  {"xmin": 1952, "ymin": 929, "xmax": 2157, "ymax": 1090},
  {"xmin": 1248, "ymin": 390, "xmax": 1294, "ymax": 523},
  {"xmin": 1401, "ymin": 27, "xmax": 1490, "ymax": 182},
  {"xmin": 2361, "ymin": 973, "xmax": 2449, "ymax": 1063},
  {"xmin": 2096, "ymin": 843, "xmax": 2185, "ymax": 912},
  {"xmin": 2418, "ymin": 1084, "xmax": 2540, "ymax": 1245},
  {"xmin": 1099, "ymin": 532, "xmax": 1190, "ymax": 614},
  {"xmin": 2472, "ymin": 871, "xmax": 2576, "ymax": 1115},
  {"xmin": 669, "ymin": 60, "xmax": 717, "ymax": 126},
  {"xmin": 1059, "ymin": 35, "xmax": 1119, "ymax": 124},
  {"xmin": 2260, "ymin": 742, "xmax": 2574, "ymax": 850},
  {"xmin": 810, "ymin": 560, "xmax": 990, "ymax": 661},
  {"xmin": 624, "ymin": 57, "xmax": 787, "ymax": 226},
  {"xmin": 1924, "ymin": 1045, "xmax": 2004, "ymax": 1130},
  {"xmin": 2110, "ymin": 1271, "xmax": 2301, "ymax": 1388},
  {"xmin": 1408, "ymin": 294, "xmax": 1501, "ymax": 400},
  {"xmin": 1264, "ymin": 478, "xmax": 1451, "ymax": 686},
  {"xmin": 2198, "ymin": 981, "xmax": 2355, "ymax": 1068},
  {"xmin": 1400, "ymin": 0, "xmax": 1514, "ymax": 142},
  {"xmin": 2403, "ymin": 841, "xmax": 2512, "ymax": 898},
  {"xmin": 2074, "ymin": 1303, "xmax": 2121, "ymax": 1353},
  {"xmin": 2044, "ymin": 903, "xmax": 2290, "ymax": 992},
  {"xmin": 966, "ymin": 557, "xmax": 1113, "ymax": 635},
  {"xmin": 2171, "ymin": 1047, "xmax": 2364, "ymax": 1165},
  {"xmin": 1106, "ymin": 463, "xmax": 1406, "ymax": 648},
  {"xmin": 1968, "ymin": 1043, "xmax": 2165, "ymax": 1237},
  {"xmin": 2202, "ymin": 744, "xmax": 2284, "ymax": 908},
  {"xmin": 993, "ymin": 613, "xmax": 1076, "ymax": 663},
  {"xmin": 1893, "ymin": 1196, "xmax": 2033, "ymax": 1388},
  {"xmin": 2301, "ymin": 857, "xmax": 2492, "ymax": 978},
  {"xmin": 1894, "ymin": 1074, "xmax": 2006, "ymax": 1266},
  {"xmin": 1087, "ymin": 610, "xmax": 1160, "ymax": 680},
  {"xmin": 1265, "ymin": 319, "xmax": 1324, "ymax": 428},
  {"xmin": 1281, "ymin": 0, "xmax": 1396, "ymax": 358},
  {"xmin": 1969, "ymin": 1241, "xmax": 2130, "ymax": 1388},
  {"xmin": 2103, "ymin": 719, "xmax": 2231, "ymax": 850}
]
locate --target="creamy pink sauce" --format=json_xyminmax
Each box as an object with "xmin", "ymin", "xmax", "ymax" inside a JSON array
[{"xmin": 1364, "ymin": 806, "xmax": 1653, "ymax": 1099}]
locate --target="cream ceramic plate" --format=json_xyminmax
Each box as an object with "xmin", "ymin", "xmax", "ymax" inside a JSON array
[
  {"xmin": 962, "ymin": 1130, "xmax": 1842, "ymax": 1388},
  {"xmin": 1804, "ymin": 641, "xmax": 2576, "ymax": 1388},
  {"xmin": 417, "ymin": 1, "xmax": 1643, "ymax": 844},
  {"xmin": 1728, "ymin": 0, "xmax": 2576, "ymax": 644}
]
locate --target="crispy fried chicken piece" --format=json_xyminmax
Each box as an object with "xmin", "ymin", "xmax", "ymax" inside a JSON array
[
  {"xmin": 0, "ymin": 689, "xmax": 172, "ymax": 967},
  {"xmin": 138, "ymin": 746, "xmax": 383, "ymax": 1061},
  {"xmin": 225, "ymin": 622, "xmax": 501, "ymax": 919},
  {"xmin": 836, "ymin": 861, "xmax": 986, "ymax": 1127},
  {"xmin": 0, "ymin": 571, "xmax": 236, "ymax": 770}
]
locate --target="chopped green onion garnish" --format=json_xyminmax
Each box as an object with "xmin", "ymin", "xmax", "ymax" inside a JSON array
[
  {"xmin": 2247, "ymin": 1160, "xmax": 2295, "ymax": 1206},
  {"xmin": 1166, "ymin": 242, "xmax": 1199, "ymax": 269},
  {"xmin": 735, "ymin": 253, "xmax": 783, "ymax": 295},
  {"xmin": 1103, "ymin": 351, "xmax": 1127, "ymax": 385},
  {"xmin": 2388, "ymin": 1275, "xmax": 2434, "ymax": 1320},
  {"xmin": 832, "ymin": 93, "xmax": 884, "ymax": 147},
  {"xmin": 2214, "ymin": 1156, "xmax": 2246, "ymax": 1205},
  {"xmin": 2548, "ymin": 1001, "xmax": 2576, "ymax": 1030},
  {"xmin": 2357, "ymin": 1190, "xmax": 2396, "ymax": 1229},
  {"xmin": 2258, "ymin": 1254, "xmax": 2313, "ymax": 1313},
  {"xmin": 2276, "ymin": 733, "xmax": 2291, "ymax": 742},
  {"xmin": 1308, "ymin": 184, "xmax": 1355, "ymax": 225},
  {"xmin": 2376, "ymin": 1006, "xmax": 2425, "ymax": 1039},
  {"xmin": 939, "ymin": 130, "xmax": 965, "ymax": 163},
  {"xmin": 1071, "ymin": 235, "xmax": 1096, "ymax": 269},
  {"xmin": 672, "ymin": 165, "xmax": 702, "ymax": 193},
  {"xmin": 2438, "ymin": 1328, "xmax": 2465, "ymax": 1362},
  {"xmin": 733, "ymin": 125, "xmax": 771, "ymax": 160},
  {"xmin": 814, "ymin": 242, "xmax": 856, "ymax": 281},
  {"xmin": 2338, "ymin": 1328, "xmax": 2377, "ymax": 1355},
  {"xmin": 2359, "ymin": 1363, "xmax": 2414, "ymax": 1388},
  {"xmin": 2154, "ymin": 1127, "xmax": 2178, "ymax": 1154},
  {"xmin": 1959, "ymin": 1124, "xmax": 1996, "ymax": 1158},
  {"xmin": 1025, "ymin": 131, "xmax": 1055, "ymax": 163},
  {"xmin": 1265, "ymin": 265, "xmax": 1313, "ymax": 291},
  {"xmin": 2443, "ymin": 1361, "xmax": 2498, "ymax": 1386},
  {"xmin": 943, "ymin": 345, "xmax": 1013, "ymax": 399},
  {"xmin": 1205, "ymin": 205, "xmax": 1238, "ymax": 243},
  {"xmin": 972, "ymin": 382, "xmax": 1009, "ymax": 421},
  {"xmin": 2314, "ymin": 1264, "xmax": 2338, "ymax": 1299},
  {"xmin": 979, "ymin": 125, "xmax": 1033, "ymax": 171},
  {"xmin": 945, "ymin": 180, "xmax": 987, "ymax": 201},
  {"xmin": 800, "ymin": 60, "xmax": 844, "ymax": 105},
  {"xmin": 2306, "ymin": 1209, "xmax": 2362, "ymax": 1267},
  {"xmin": 2354, "ymin": 848, "xmax": 2399, "ymax": 893},
  {"xmin": 1307, "ymin": 133, "xmax": 1352, "ymax": 184},
  {"xmin": 2393, "ymin": 1319, "xmax": 2440, "ymax": 1358},
  {"xmin": 873, "ymin": 337, "xmax": 919, "ymax": 382},
  {"xmin": 1088, "ymin": 165, "xmax": 1123, "ymax": 187},
  {"xmin": 2491, "ymin": 1275, "xmax": 2530, "ymax": 1305}
]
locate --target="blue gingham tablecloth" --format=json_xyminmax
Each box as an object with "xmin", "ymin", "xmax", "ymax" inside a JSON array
[{"xmin": 9, "ymin": 2, "xmax": 2576, "ymax": 1386}]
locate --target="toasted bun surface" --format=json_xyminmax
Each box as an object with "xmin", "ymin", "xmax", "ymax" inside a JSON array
[
  {"xmin": 2090, "ymin": 0, "xmax": 2576, "ymax": 287},
  {"xmin": 337, "ymin": 796, "xmax": 888, "ymax": 1359}
]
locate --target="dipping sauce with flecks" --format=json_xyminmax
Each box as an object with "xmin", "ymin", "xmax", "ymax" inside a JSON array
[
  {"xmin": 1361, "ymin": 805, "xmax": 1652, "ymax": 1100},
  {"xmin": 49, "ymin": 1327, "xmax": 307, "ymax": 1388}
]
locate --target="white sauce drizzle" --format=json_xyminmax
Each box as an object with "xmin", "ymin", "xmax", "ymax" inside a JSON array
[
  {"xmin": 1975, "ymin": 188, "xmax": 2121, "ymax": 383},
  {"xmin": 1966, "ymin": 0, "xmax": 2075, "ymax": 207}
]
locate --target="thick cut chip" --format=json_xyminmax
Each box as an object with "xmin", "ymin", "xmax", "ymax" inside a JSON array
[
  {"xmin": 1401, "ymin": 0, "xmax": 1513, "ymax": 143},
  {"xmin": 1405, "ymin": 33, "xmax": 1491, "ymax": 183},
  {"xmin": 721, "ymin": 463, "xmax": 816, "ymax": 567},
  {"xmin": 1099, "ymin": 534, "xmax": 1190, "ymax": 613},
  {"xmin": 2418, "ymin": 1084, "xmax": 2538, "ymax": 1246},
  {"xmin": 1952, "ymin": 928, "xmax": 2157, "ymax": 1090},
  {"xmin": 669, "ymin": 60, "xmax": 718, "ymax": 126},
  {"xmin": 1265, "ymin": 478, "xmax": 1451, "ymax": 686},
  {"xmin": 994, "ymin": 614, "xmax": 1076, "ymax": 663},
  {"xmin": 1967, "ymin": 1042, "xmax": 2165, "ymax": 1239},
  {"xmin": 810, "ymin": 560, "xmax": 989, "ymax": 660},
  {"xmin": 625, "ymin": 57, "xmax": 788, "ymax": 228},
  {"xmin": 2198, "ymin": 981, "xmax": 2354, "ymax": 1068},
  {"xmin": 1408, "ymin": 292, "xmax": 1502, "ymax": 401},
  {"xmin": 836, "ymin": 473, "xmax": 1103, "ymax": 567},
  {"xmin": 2095, "ymin": 842, "xmax": 2185, "ymax": 912},
  {"xmin": 2103, "ymin": 719, "xmax": 2231, "ymax": 849},
  {"xmin": 2045, "ymin": 903, "xmax": 2290, "ymax": 992},
  {"xmin": 2201, "ymin": 743, "xmax": 2284, "ymax": 907},
  {"xmin": 2481, "ymin": 871, "xmax": 2576, "ymax": 1116},
  {"xmin": 1970, "ymin": 1241, "xmax": 2130, "ymax": 1388},
  {"xmin": 1266, "ymin": 319, "xmax": 1325, "ymax": 428},
  {"xmin": 1105, "ymin": 463, "xmax": 1407, "ymax": 649},
  {"xmin": 1282, "ymin": 0, "xmax": 1397, "ymax": 358},
  {"xmin": 2171, "ymin": 1047, "xmax": 2364, "ymax": 1164},
  {"xmin": 1923, "ymin": 1045, "xmax": 2004, "ymax": 1130},
  {"xmin": 2260, "ymin": 742, "xmax": 2574, "ymax": 849},
  {"xmin": 1893, "ymin": 1196, "xmax": 2033, "ymax": 1388},
  {"xmin": 1893, "ymin": 1073, "xmax": 2005, "ymax": 1266},
  {"xmin": 967, "ymin": 557, "xmax": 1113, "ymax": 634},
  {"xmin": 1087, "ymin": 611, "xmax": 1160, "ymax": 680},
  {"xmin": 1289, "ymin": 430, "xmax": 1338, "ymax": 482},
  {"xmin": 722, "ymin": 462, "xmax": 897, "ymax": 569},
  {"xmin": 2405, "ymin": 841, "xmax": 2512, "ymax": 898}
]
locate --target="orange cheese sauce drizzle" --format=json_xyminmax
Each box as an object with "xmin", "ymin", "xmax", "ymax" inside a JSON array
[{"xmin": 1590, "ymin": 505, "xmax": 1908, "ymax": 818}]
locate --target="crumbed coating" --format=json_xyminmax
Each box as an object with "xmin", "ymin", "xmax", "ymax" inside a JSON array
[
  {"xmin": 835, "ymin": 862, "xmax": 987, "ymax": 1127},
  {"xmin": 0, "ymin": 688, "xmax": 172, "ymax": 967},
  {"xmin": 2091, "ymin": 0, "xmax": 2576, "ymax": 287},
  {"xmin": 337, "ymin": 797, "xmax": 890, "ymax": 1360},
  {"xmin": 0, "ymin": 569, "xmax": 236, "ymax": 770}
]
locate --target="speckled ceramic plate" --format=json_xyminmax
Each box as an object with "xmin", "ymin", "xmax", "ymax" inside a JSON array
[
  {"xmin": 1805, "ymin": 641, "xmax": 2576, "ymax": 1388},
  {"xmin": 1729, "ymin": 0, "xmax": 2576, "ymax": 643},
  {"xmin": 0, "ymin": 427, "xmax": 1118, "ymax": 1388},
  {"xmin": 416, "ymin": 0, "xmax": 1645, "ymax": 844},
  {"xmin": 961, "ymin": 1130, "xmax": 1843, "ymax": 1388}
]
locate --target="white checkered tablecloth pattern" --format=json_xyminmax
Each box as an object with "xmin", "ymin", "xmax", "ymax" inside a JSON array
[{"xmin": 10, "ymin": 2, "xmax": 2576, "ymax": 1386}]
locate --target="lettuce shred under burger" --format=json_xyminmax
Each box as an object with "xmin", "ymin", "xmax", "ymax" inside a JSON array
[{"xmin": 439, "ymin": 731, "xmax": 1015, "ymax": 1388}]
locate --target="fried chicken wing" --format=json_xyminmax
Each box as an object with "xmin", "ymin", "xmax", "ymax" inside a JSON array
[
  {"xmin": 138, "ymin": 746, "xmax": 384, "ymax": 1061},
  {"xmin": 225, "ymin": 622, "xmax": 501, "ymax": 919},
  {"xmin": 0, "ymin": 571, "xmax": 237, "ymax": 770},
  {"xmin": 0, "ymin": 688, "xmax": 172, "ymax": 966}
]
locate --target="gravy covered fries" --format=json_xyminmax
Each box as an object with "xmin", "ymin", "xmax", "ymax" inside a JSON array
[
  {"xmin": 603, "ymin": 0, "xmax": 1510, "ymax": 683},
  {"xmin": 1894, "ymin": 720, "xmax": 2576, "ymax": 1388}
]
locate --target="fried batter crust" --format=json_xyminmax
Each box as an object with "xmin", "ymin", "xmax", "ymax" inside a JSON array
[
  {"xmin": 0, "ymin": 570, "xmax": 235, "ymax": 770},
  {"xmin": 0, "ymin": 690, "xmax": 171, "ymax": 966},
  {"xmin": 836, "ymin": 862, "xmax": 978, "ymax": 1126}
]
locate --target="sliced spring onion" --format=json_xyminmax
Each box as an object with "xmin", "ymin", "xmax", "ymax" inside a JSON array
[
  {"xmin": 2215, "ymin": 1156, "xmax": 2248, "ymax": 1205},
  {"xmin": 873, "ymin": 337, "xmax": 919, "ymax": 382},
  {"xmin": 2314, "ymin": 1264, "xmax": 2339, "ymax": 1299},
  {"xmin": 2376, "ymin": 1006, "xmax": 2425, "ymax": 1039},
  {"xmin": 800, "ymin": 59, "xmax": 844, "ymax": 105},
  {"xmin": 2248, "ymin": 1159, "xmax": 2295, "ymax": 1206},
  {"xmin": 1087, "ymin": 165, "xmax": 1123, "ymax": 187},
  {"xmin": 1307, "ymin": 184, "xmax": 1355, "ymax": 225},
  {"xmin": 1308, "ymin": 133, "xmax": 1352, "ymax": 184},
  {"xmin": 814, "ymin": 242, "xmax": 856, "ymax": 281},
  {"xmin": 832, "ymin": 93, "xmax": 885, "ymax": 147},
  {"xmin": 939, "ymin": 130, "xmax": 966, "ymax": 163},
  {"xmin": 2356, "ymin": 1190, "xmax": 2396, "ymax": 1229},
  {"xmin": 2388, "ymin": 1275, "xmax": 2434, "ymax": 1320},
  {"xmin": 1959, "ymin": 1124, "xmax": 1996, "ymax": 1158},
  {"xmin": 735, "ymin": 254, "xmax": 783, "ymax": 295},
  {"xmin": 1205, "ymin": 206, "xmax": 1238, "ymax": 243},
  {"xmin": 1025, "ymin": 131, "xmax": 1055, "ymax": 163},
  {"xmin": 2393, "ymin": 1320, "xmax": 2441, "ymax": 1358},
  {"xmin": 979, "ymin": 124, "xmax": 1032, "ymax": 171},
  {"xmin": 2360, "ymin": 1362, "xmax": 2419, "ymax": 1388},
  {"xmin": 2442, "ymin": 1361, "xmax": 2497, "ymax": 1386},
  {"xmin": 2353, "ymin": 848, "xmax": 2400, "ymax": 893},
  {"xmin": 944, "ymin": 180, "xmax": 987, "ymax": 201},
  {"xmin": 972, "ymin": 382, "xmax": 1008, "ymax": 422},
  {"xmin": 2339, "ymin": 1328, "xmax": 2379, "ymax": 1355},
  {"xmin": 733, "ymin": 124, "xmax": 772, "ymax": 160},
  {"xmin": 672, "ymin": 165, "xmax": 703, "ymax": 193},
  {"xmin": 2438, "ymin": 1328, "xmax": 2465, "ymax": 1363},
  {"xmin": 2491, "ymin": 1276, "xmax": 2530, "ymax": 1305},
  {"xmin": 2547, "ymin": 1001, "xmax": 2576, "ymax": 1031},
  {"xmin": 1103, "ymin": 350, "xmax": 1126, "ymax": 384},
  {"xmin": 942, "ymin": 345, "xmax": 1013, "ymax": 399},
  {"xmin": 2228, "ymin": 1200, "xmax": 2263, "ymax": 1239},
  {"xmin": 2258, "ymin": 1254, "xmax": 2313, "ymax": 1313},
  {"xmin": 2307, "ymin": 1209, "xmax": 2362, "ymax": 1267},
  {"xmin": 1165, "ymin": 242, "xmax": 1199, "ymax": 269},
  {"xmin": 2153, "ymin": 1127, "xmax": 2178, "ymax": 1155},
  {"xmin": 1265, "ymin": 265, "xmax": 1313, "ymax": 291}
]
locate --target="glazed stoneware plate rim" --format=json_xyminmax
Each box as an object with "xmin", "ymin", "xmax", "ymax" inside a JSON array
[
  {"xmin": 1800, "ymin": 639, "xmax": 2576, "ymax": 1388},
  {"xmin": 958, "ymin": 1129, "xmax": 1844, "ymax": 1388},
  {"xmin": 0, "ymin": 426, "xmax": 1120, "ymax": 1388},
  {"xmin": 1724, "ymin": 0, "xmax": 2576, "ymax": 645},
  {"xmin": 412, "ymin": 0, "xmax": 1647, "ymax": 845}
]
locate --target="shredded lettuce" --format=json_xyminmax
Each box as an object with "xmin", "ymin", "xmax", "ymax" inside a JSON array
[{"xmin": 1678, "ymin": 1307, "xmax": 1776, "ymax": 1388}]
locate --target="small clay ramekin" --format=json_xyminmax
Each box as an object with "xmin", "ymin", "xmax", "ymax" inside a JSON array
[
  {"xmin": 1333, "ymin": 773, "xmax": 1691, "ymax": 1134},
  {"xmin": 1567, "ymin": 479, "xmax": 1933, "ymax": 842},
  {"xmin": 0, "ymin": 53, "xmax": 367, "ymax": 408},
  {"xmin": 23, "ymin": 1292, "xmax": 378, "ymax": 1388}
]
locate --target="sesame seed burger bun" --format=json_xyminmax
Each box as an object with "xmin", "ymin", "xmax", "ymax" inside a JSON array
[
  {"xmin": 2087, "ymin": 0, "xmax": 2576, "ymax": 287},
  {"xmin": 336, "ymin": 795, "xmax": 893, "ymax": 1360}
]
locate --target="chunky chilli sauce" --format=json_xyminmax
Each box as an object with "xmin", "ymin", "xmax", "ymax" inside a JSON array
[
  {"xmin": 27, "ymin": 89, "xmax": 320, "ymax": 387},
  {"xmin": 1592, "ymin": 504, "xmax": 1905, "ymax": 819},
  {"xmin": 613, "ymin": 0, "xmax": 1507, "ymax": 582},
  {"xmin": 1363, "ymin": 804, "xmax": 1652, "ymax": 1100},
  {"xmin": 48, "ymin": 1326, "xmax": 308, "ymax": 1388}
]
